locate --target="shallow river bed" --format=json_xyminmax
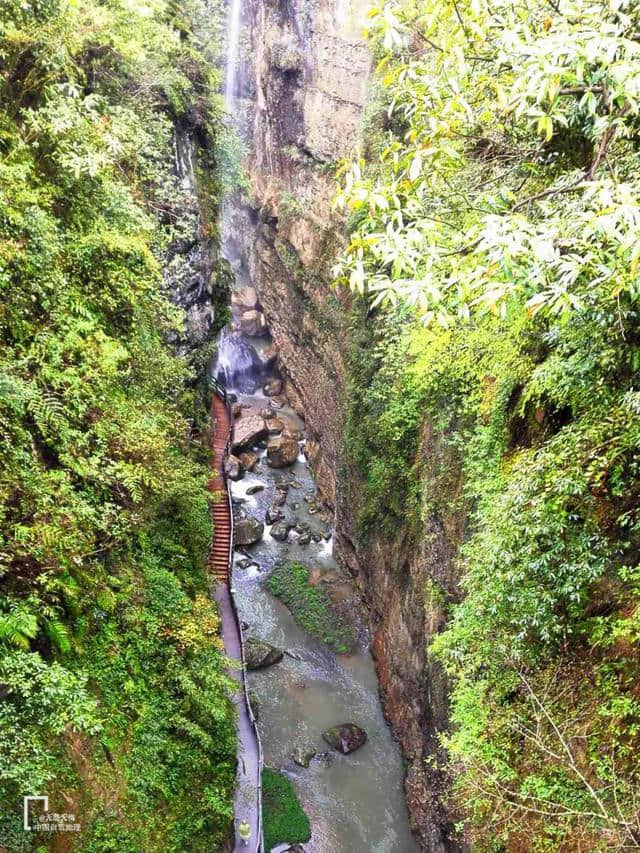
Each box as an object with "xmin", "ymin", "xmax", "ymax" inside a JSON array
[{"xmin": 229, "ymin": 386, "xmax": 419, "ymax": 853}]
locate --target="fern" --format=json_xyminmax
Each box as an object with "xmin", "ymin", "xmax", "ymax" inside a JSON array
[
  {"xmin": 44, "ymin": 618, "xmax": 71, "ymax": 654},
  {"xmin": 0, "ymin": 607, "xmax": 38, "ymax": 649},
  {"xmin": 26, "ymin": 386, "xmax": 66, "ymax": 438}
]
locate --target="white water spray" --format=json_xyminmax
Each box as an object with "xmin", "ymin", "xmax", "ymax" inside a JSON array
[{"xmin": 224, "ymin": 0, "xmax": 242, "ymax": 111}]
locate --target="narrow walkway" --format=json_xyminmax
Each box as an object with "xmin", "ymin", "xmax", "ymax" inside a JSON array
[{"xmin": 209, "ymin": 390, "xmax": 263, "ymax": 853}]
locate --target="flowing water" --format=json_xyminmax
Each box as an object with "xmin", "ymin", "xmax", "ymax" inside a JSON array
[
  {"xmin": 212, "ymin": 331, "xmax": 419, "ymax": 853},
  {"xmin": 224, "ymin": 0, "xmax": 242, "ymax": 113}
]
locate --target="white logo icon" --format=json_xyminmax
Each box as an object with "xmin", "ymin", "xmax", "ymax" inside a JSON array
[{"xmin": 23, "ymin": 795, "xmax": 48, "ymax": 830}]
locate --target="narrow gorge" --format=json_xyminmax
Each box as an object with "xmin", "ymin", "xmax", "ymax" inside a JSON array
[
  {"xmin": 216, "ymin": 0, "xmax": 460, "ymax": 849},
  {"xmin": 212, "ymin": 0, "xmax": 432, "ymax": 848},
  {"xmin": 3, "ymin": 0, "xmax": 640, "ymax": 851}
]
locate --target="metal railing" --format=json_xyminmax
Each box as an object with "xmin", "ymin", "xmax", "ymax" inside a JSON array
[{"xmin": 210, "ymin": 377, "xmax": 264, "ymax": 853}]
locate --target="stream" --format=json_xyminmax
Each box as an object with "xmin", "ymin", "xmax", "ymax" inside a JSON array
[{"xmin": 213, "ymin": 324, "xmax": 419, "ymax": 853}]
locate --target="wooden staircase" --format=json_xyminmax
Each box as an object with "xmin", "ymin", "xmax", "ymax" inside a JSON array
[{"xmin": 209, "ymin": 390, "xmax": 233, "ymax": 584}]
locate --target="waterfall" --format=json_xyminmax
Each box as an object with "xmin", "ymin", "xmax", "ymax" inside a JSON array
[
  {"xmin": 212, "ymin": 0, "xmax": 275, "ymax": 394},
  {"xmin": 224, "ymin": 0, "xmax": 242, "ymax": 111},
  {"xmin": 214, "ymin": 328, "xmax": 266, "ymax": 393}
]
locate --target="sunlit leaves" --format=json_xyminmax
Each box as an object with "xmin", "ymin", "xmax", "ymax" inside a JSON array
[{"xmin": 334, "ymin": 0, "xmax": 640, "ymax": 324}]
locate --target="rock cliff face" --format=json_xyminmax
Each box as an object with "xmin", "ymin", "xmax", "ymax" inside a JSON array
[
  {"xmin": 233, "ymin": 1, "xmax": 462, "ymax": 848},
  {"xmin": 229, "ymin": 0, "xmax": 371, "ymax": 504},
  {"xmin": 165, "ymin": 122, "xmax": 230, "ymax": 356},
  {"xmin": 336, "ymin": 422, "xmax": 466, "ymax": 851}
]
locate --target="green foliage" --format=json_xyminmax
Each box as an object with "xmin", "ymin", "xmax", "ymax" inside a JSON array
[
  {"xmin": 343, "ymin": 306, "xmax": 427, "ymax": 536},
  {"xmin": 266, "ymin": 562, "xmax": 355, "ymax": 653},
  {"xmin": 345, "ymin": 299, "xmax": 640, "ymax": 847},
  {"xmin": 0, "ymin": 0, "xmax": 236, "ymax": 848},
  {"xmin": 334, "ymin": 0, "xmax": 640, "ymax": 324},
  {"xmin": 337, "ymin": 3, "xmax": 640, "ymax": 843},
  {"xmin": 261, "ymin": 768, "xmax": 311, "ymax": 853},
  {"xmin": 0, "ymin": 651, "xmax": 101, "ymax": 794},
  {"xmin": 82, "ymin": 557, "xmax": 235, "ymax": 851}
]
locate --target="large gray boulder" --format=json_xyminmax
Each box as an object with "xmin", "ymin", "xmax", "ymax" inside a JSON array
[
  {"xmin": 234, "ymin": 517, "xmax": 264, "ymax": 546},
  {"xmin": 267, "ymin": 435, "xmax": 299, "ymax": 468},
  {"xmin": 232, "ymin": 415, "xmax": 267, "ymax": 452},
  {"xmin": 244, "ymin": 638, "xmax": 283, "ymax": 670},
  {"xmin": 292, "ymin": 744, "xmax": 316, "ymax": 768},
  {"xmin": 270, "ymin": 520, "xmax": 292, "ymax": 542},
  {"xmin": 322, "ymin": 723, "xmax": 367, "ymax": 754}
]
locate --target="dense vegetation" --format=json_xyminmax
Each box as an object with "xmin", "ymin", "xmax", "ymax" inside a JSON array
[
  {"xmin": 336, "ymin": 0, "xmax": 640, "ymax": 848},
  {"xmin": 261, "ymin": 768, "xmax": 311, "ymax": 853},
  {"xmin": 266, "ymin": 562, "xmax": 355, "ymax": 653},
  {"xmin": 0, "ymin": 1, "xmax": 237, "ymax": 849}
]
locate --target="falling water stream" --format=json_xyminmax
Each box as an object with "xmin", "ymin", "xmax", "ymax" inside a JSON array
[
  {"xmin": 224, "ymin": 0, "xmax": 242, "ymax": 113},
  {"xmin": 216, "ymin": 1, "xmax": 419, "ymax": 849}
]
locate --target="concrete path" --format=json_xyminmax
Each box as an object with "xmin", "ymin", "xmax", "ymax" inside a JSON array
[{"xmin": 210, "ymin": 389, "xmax": 263, "ymax": 852}]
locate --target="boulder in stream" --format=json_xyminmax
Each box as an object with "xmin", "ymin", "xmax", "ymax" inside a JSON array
[
  {"xmin": 263, "ymin": 377, "xmax": 283, "ymax": 396},
  {"xmin": 246, "ymin": 484, "xmax": 264, "ymax": 495},
  {"xmin": 267, "ymin": 418, "xmax": 285, "ymax": 435},
  {"xmin": 267, "ymin": 435, "xmax": 299, "ymax": 468},
  {"xmin": 273, "ymin": 491, "xmax": 287, "ymax": 507},
  {"xmin": 232, "ymin": 415, "xmax": 267, "ymax": 452},
  {"xmin": 244, "ymin": 638, "xmax": 283, "ymax": 670},
  {"xmin": 270, "ymin": 520, "xmax": 292, "ymax": 542},
  {"xmin": 322, "ymin": 723, "xmax": 367, "ymax": 754},
  {"xmin": 266, "ymin": 505, "xmax": 285, "ymax": 524},
  {"xmin": 292, "ymin": 744, "xmax": 316, "ymax": 768},
  {"xmin": 224, "ymin": 454, "xmax": 244, "ymax": 481},
  {"xmin": 234, "ymin": 517, "xmax": 264, "ymax": 546},
  {"xmin": 239, "ymin": 451, "xmax": 259, "ymax": 471}
]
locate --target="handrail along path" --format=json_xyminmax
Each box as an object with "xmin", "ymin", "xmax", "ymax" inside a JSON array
[{"xmin": 209, "ymin": 379, "xmax": 264, "ymax": 853}]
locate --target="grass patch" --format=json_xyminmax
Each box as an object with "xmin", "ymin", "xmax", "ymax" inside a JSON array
[
  {"xmin": 262, "ymin": 768, "xmax": 311, "ymax": 852},
  {"xmin": 266, "ymin": 562, "xmax": 355, "ymax": 653}
]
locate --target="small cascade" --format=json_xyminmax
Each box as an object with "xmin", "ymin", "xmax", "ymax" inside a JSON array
[{"xmin": 213, "ymin": 328, "xmax": 266, "ymax": 393}]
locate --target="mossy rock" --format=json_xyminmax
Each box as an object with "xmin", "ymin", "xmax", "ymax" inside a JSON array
[
  {"xmin": 244, "ymin": 638, "xmax": 283, "ymax": 670},
  {"xmin": 322, "ymin": 723, "xmax": 367, "ymax": 754}
]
